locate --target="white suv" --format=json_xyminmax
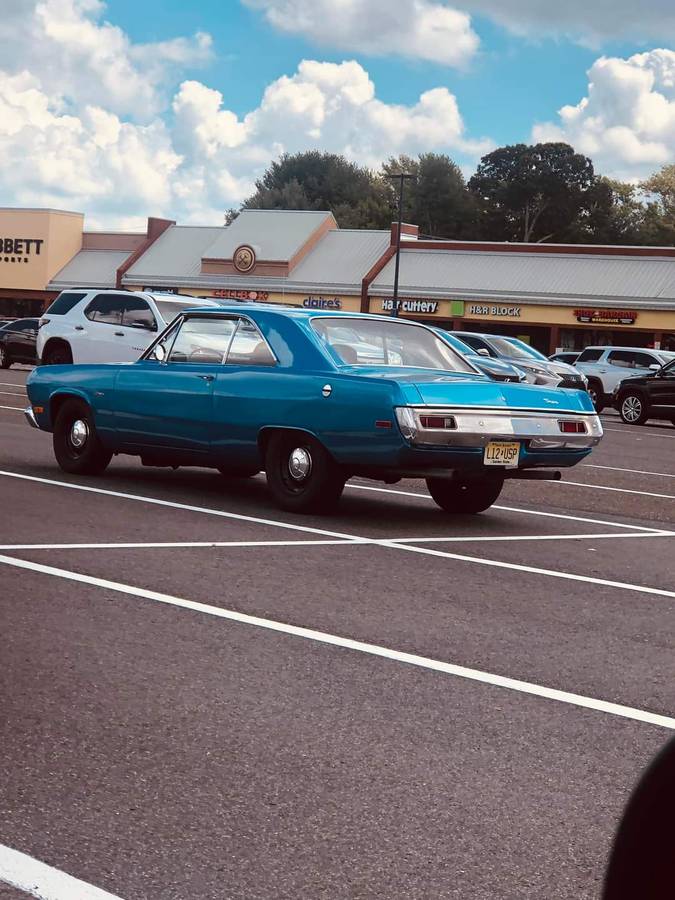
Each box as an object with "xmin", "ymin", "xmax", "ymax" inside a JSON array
[
  {"xmin": 575, "ymin": 346, "xmax": 675, "ymax": 411},
  {"xmin": 38, "ymin": 290, "xmax": 220, "ymax": 365}
]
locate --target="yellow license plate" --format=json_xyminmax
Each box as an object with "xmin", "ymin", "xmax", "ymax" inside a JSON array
[{"xmin": 484, "ymin": 441, "xmax": 520, "ymax": 467}]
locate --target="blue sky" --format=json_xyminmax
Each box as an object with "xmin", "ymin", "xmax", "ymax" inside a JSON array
[{"xmin": 0, "ymin": 0, "xmax": 673, "ymax": 226}]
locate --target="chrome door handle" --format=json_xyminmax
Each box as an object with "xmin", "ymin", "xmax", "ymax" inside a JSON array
[{"xmin": 197, "ymin": 374, "xmax": 215, "ymax": 382}]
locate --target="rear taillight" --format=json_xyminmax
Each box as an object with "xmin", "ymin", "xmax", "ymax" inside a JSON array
[
  {"xmin": 559, "ymin": 420, "xmax": 586, "ymax": 434},
  {"xmin": 419, "ymin": 415, "xmax": 457, "ymax": 429},
  {"xmin": 38, "ymin": 318, "xmax": 50, "ymax": 328}
]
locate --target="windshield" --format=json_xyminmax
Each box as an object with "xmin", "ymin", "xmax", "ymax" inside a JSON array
[
  {"xmin": 154, "ymin": 299, "xmax": 209, "ymax": 325},
  {"xmin": 312, "ymin": 318, "xmax": 475, "ymax": 373},
  {"xmin": 657, "ymin": 351, "xmax": 675, "ymax": 365},
  {"xmin": 490, "ymin": 337, "xmax": 548, "ymax": 361}
]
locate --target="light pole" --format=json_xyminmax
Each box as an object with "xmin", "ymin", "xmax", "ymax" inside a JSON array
[{"xmin": 387, "ymin": 172, "xmax": 415, "ymax": 317}]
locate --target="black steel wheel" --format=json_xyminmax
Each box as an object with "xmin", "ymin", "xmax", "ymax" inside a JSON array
[
  {"xmin": 619, "ymin": 391, "xmax": 649, "ymax": 426},
  {"xmin": 426, "ymin": 474, "xmax": 504, "ymax": 514},
  {"xmin": 53, "ymin": 398, "xmax": 112, "ymax": 475},
  {"xmin": 265, "ymin": 432, "xmax": 345, "ymax": 513}
]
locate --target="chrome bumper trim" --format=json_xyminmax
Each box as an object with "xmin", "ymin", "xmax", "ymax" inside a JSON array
[
  {"xmin": 397, "ymin": 407, "xmax": 603, "ymax": 449},
  {"xmin": 24, "ymin": 405, "xmax": 39, "ymax": 429}
]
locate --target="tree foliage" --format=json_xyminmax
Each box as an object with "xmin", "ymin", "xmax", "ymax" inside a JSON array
[{"xmin": 230, "ymin": 146, "xmax": 675, "ymax": 247}]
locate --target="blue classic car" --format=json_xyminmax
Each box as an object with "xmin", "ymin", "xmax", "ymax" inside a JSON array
[{"xmin": 25, "ymin": 306, "xmax": 603, "ymax": 514}]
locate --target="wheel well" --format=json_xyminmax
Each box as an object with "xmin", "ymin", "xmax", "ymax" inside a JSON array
[
  {"xmin": 50, "ymin": 393, "xmax": 87, "ymax": 425},
  {"xmin": 42, "ymin": 338, "xmax": 72, "ymax": 362},
  {"xmin": 257, "ymin": 426, "xmax": 320, "ymax": 459}
]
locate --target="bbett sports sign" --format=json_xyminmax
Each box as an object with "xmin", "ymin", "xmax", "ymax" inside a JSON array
[{"xmin": 0, "ymin": 237, "xmax": 44, "ymax": 263}]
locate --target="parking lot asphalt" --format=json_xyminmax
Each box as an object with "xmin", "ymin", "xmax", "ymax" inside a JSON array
[{"xmin": 1, "ymin": 368, "xmax": 674, "ymax": 899}]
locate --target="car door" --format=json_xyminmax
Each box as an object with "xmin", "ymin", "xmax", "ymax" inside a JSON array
[
  {"xmin": 211, "ymin": 317, "xmax": 278, "ymax": 468},
  {"xmin": 648, "ymin": 360, "xmax": 675, "ymax": 414},
  {"xmin": 77, "ymin": 293, "xmax": 130, "ymax": 363},
  {"xmin": 113, "ymin": 314, "xmax": 238, "ymax": 455},
  {"xmin": 5, "ymin": 319, "xmax": 34, "ymax": 362}
]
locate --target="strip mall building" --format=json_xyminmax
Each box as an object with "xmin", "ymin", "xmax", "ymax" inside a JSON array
[{"xmin": 2, "ymin": 207, "xmax": 675, "ymax": 354}]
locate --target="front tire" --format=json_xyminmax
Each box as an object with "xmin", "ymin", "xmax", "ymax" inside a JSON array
[
  {"xmin": 587, "ymin": 380, "xmax": 605, "ymax": 413},
  {"xmin": 53, "ymin": 398, "xmax": 112, "ymax": 475},
  {"xmin": 265, "ymin": 432, "xmax": 345, "ymax": 513},
  {"xmin": 426, "ymin": 474, "xmax": 504, "ymax": 514},
  {"xmin": 619, "ymin": 392, "xmax": 649, "ymax": 426},
  {"xmin": 0, "ymin": 345, "xmax": 10, "ymax": 368}
]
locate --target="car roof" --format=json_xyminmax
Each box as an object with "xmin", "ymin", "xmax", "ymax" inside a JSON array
[
  {"xmin": 581, "ymin": 345, "xmax": 661, "ymax": 352},
  {"xmin": 179, "ymin": 304, "xmax": 441, "ymax": 327}
]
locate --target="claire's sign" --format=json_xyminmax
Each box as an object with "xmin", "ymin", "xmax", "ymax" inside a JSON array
[
  {"xmin": 303, "ymin": 296, "xmax": 342, "ymax": 309},
  {"xmin": 574, "ymin": 308, "xmax": 638, "ymax": 325}
]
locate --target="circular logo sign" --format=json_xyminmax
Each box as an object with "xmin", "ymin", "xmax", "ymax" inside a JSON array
[{"xmin": 233, "ymin": 244, "xmax": 256, "ymax": 274}]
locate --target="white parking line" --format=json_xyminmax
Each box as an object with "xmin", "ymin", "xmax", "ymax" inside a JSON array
[
  {"xmin": 558, "ymin": 481, "xmax": 674, "ymax": 500},
  {"xmin": 1, "ymin": 470, "xmax": 671, "ymax": 598},
  {"xmin": 346, "ymin": 483, "xmax": 667, "ymax": 533},
  {"xmin": 1, "ymin": 553, "xmax": 674, "ymax": 731},
  {"xmin": 0, "ymin": 842, "xmax": 123, "ymax": 900},
  {"xmin": 0, "ymin": 390, "xmax": 26, "ymax": 397},
  {"xmin": 583, "ymin": 463, "xmax": 675, "ymax": 478},
  {"xmin": 603, "ymin": 426, "xmax": 674, "ymax": 439},
  {"xmin": 0, "ymin": 381, "xmax": 27, "ymax": 387},
  {"xmin": 0, "ymin": 539, "xmax": 365, "ymax": 551},
  {"xmin": 395, "ymin": 531, "xmax": 675, "ymax": 544},
  {"xmin": 0, "ymin": 405, "xmax": 23, "ymax": 411}
]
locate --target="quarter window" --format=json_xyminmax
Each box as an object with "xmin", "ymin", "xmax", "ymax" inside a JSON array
[
  {"xmin": 45, "ymin": 292, "xmax": 86, "ymax": 316},
  {"xmin": 85, "ymin": 294, "xmax": 127, "ymax": 325},
  {"xmin": 226, "ymin": 319, "xmax": 276, "ymax": 366},
  {"xmin": 167, "ymin": 317, "xmax": 238, "ymax": 364}
]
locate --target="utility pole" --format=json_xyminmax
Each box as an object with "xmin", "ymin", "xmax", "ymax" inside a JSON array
[{"xmin": 387, "ymin": 172, "xmax": 415, "ymax": 318}]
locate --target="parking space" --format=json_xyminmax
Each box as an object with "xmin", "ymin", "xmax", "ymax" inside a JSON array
[{"xmin": 1, "ymin": 369, "xmax": 674, "ymax": 899}]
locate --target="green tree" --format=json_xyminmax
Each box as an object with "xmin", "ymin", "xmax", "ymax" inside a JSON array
[
  {"xmin": 468, "ymin": 142, "xmax": 596, "ymax": 243},
  {"xmin": 382, "ymin": 153, "xmax": 477, "ymax": 239},
  {"xmin": 570, "ymin": 178, "xmax": 648, "ymax": 245},
  {"xmin": 640, "ymin": 164, "xmax": 675, "ymax": 245},
  {"xmin": 239, "ymin": 151, "xmax": 392, "ymax": 228}
]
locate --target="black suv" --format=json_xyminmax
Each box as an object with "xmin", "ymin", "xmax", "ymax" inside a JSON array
[
  {"xmin": 614, "ymin": 359, "xmax": 675, "ymax": 426},
  {"xmin": 0, "ymin": 318, "xmax": 39, "ymax": 368}
]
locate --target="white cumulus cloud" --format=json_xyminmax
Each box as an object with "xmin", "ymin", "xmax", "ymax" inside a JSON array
[
  {"xmin": 243, "ymin": 0, "xmax": 479, "ymax": 67},
  {"xmin": 533, "ymin": 50, "xmax": 675, "ymax": 180}
]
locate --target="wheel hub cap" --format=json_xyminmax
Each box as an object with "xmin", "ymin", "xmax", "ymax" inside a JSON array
[
  {"xmin": 623, "ymin": 397, "xmax": 641, "ymax": 422},
  {"xmin": 288, "ymin": 447, "xmax": 311, "ymax": 481},
  {"xmin": 70, "ymin": 419, "xmax": 89, "ymax": 448}
]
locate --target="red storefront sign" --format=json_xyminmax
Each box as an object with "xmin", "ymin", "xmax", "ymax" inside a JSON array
[
  {"xmin": 574, "ymin": 308, "xmax": 638, "ymax": 325},
  {"xmin": 213, "ymin": 289, "xmax": 269, "ymax": 301}
]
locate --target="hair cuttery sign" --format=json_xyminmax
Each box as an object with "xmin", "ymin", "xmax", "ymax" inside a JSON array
[{"xmin": 381, "ymin": 298, "xmax": 439, "ymax": 314}]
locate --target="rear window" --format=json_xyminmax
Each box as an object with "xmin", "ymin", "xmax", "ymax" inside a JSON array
[
  {"xmin": 44, "ymin": 292, "xmax": 86, "ymax": 315},
  {"xmin": 577, "ymin": 348, "xmax": 603, "ymax": 362}
]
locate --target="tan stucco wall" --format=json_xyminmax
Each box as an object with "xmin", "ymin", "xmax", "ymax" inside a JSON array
[{"xmin": 0, "ymin": 209, "xmax": 84, "ymax": 291}]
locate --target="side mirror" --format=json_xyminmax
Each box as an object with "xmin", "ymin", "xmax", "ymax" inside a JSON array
[
  {"xmin": 649, "ymin": 363, "xmax": 661, "ymax": 372},
  {"xmin": 477, "ymin": 348, "xmax": 490, "ymax": 357},
  {"xmin": 152, "ymin": 343, "xmax": 165, "ymax": 362}
]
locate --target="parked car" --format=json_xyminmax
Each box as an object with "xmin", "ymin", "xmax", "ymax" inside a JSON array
[
  {"xmin": 438, "ymin": 331, "xmax": 526, "ymax": 383},
  {"xmin": 0, "ymin": 317, "xmax": 39, "ymax": 368},
  {"xmin": 37, "ymin": 290, "xmax": 222, "ymax": 365},
  {"xmin": 574, "ymin": 346, "xmax": 675, "ymax": 412},
  {"xmin": 25, "ymin": 306, "xmax": 602, "ymax": 515},
  {"xmin": 549, "ymin": 351, "xmax": 580, "ymax": 365},
  {"xmin": 612, "ymin": 359, "xmax": 675, "ymax": 426},
  {"xmin": 452, "ymin": 332, "xmax": 588, "ymax": 391}
]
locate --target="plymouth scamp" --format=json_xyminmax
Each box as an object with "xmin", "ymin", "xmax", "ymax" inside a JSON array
[{"xmin": 25, "ymin": 306, "xmax": 603, "ymax": 514}]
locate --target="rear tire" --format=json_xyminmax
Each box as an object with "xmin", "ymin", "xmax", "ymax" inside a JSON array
[
  {"xmin": 426, "ymin": 474, "xmax": 504, "ymax": 514},
  {"xmin": 53, "ymin": 398, "xmax": 112, "ymax": 475},
  {"xmin": 0, "ymin": 345, "xmax": 10, "ymax": 368},
  {"xmin": 619, "ymin": 391, "xmax": 649, "ymax": 426},
  {"xmin": 42, "ymin": 342, "xmax": 73, "ymax": 365},
  {"xmin": 587, "ymin": 380, "xmax": 605, "ymax": 413},
  {"xmin": 265, "ymin": 432, "xmax": 344, "ymax": 513}
]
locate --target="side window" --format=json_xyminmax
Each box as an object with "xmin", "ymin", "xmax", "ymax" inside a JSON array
[
  {"xmin": 608, "ymin": 350, "xmax": 654, "ymax": 369},
  {"xmin": 8, "ymin": 319, "xmax": 31, "ymax": 332},
  {"xmin": 461, "ymin": 335, "xmax": 493, "ymax": 355},
  {"xmin": 84, "ymin": 294, "xmax": 126, "ymax": 325},
  {"xmin": 226, "ymin": 319, "xmax": 276, "ymax": 366},
  {"xmin": 577, "ymin": 348, "xmax": 602, "ymax": 362},
  {"xmin": 45, "ymin": 292, "xmax": 86, "ymax": 316},
  {"xmin": 630, "ymin": 352, "xmax": 658, "ymax": 369},
  {"xmin": 168, "ymin": 317, "xmax": 237, "ymax": 364},
  {"xmin": 122, "ymin": 297, "xmax": 156, "ymax": 331}
]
